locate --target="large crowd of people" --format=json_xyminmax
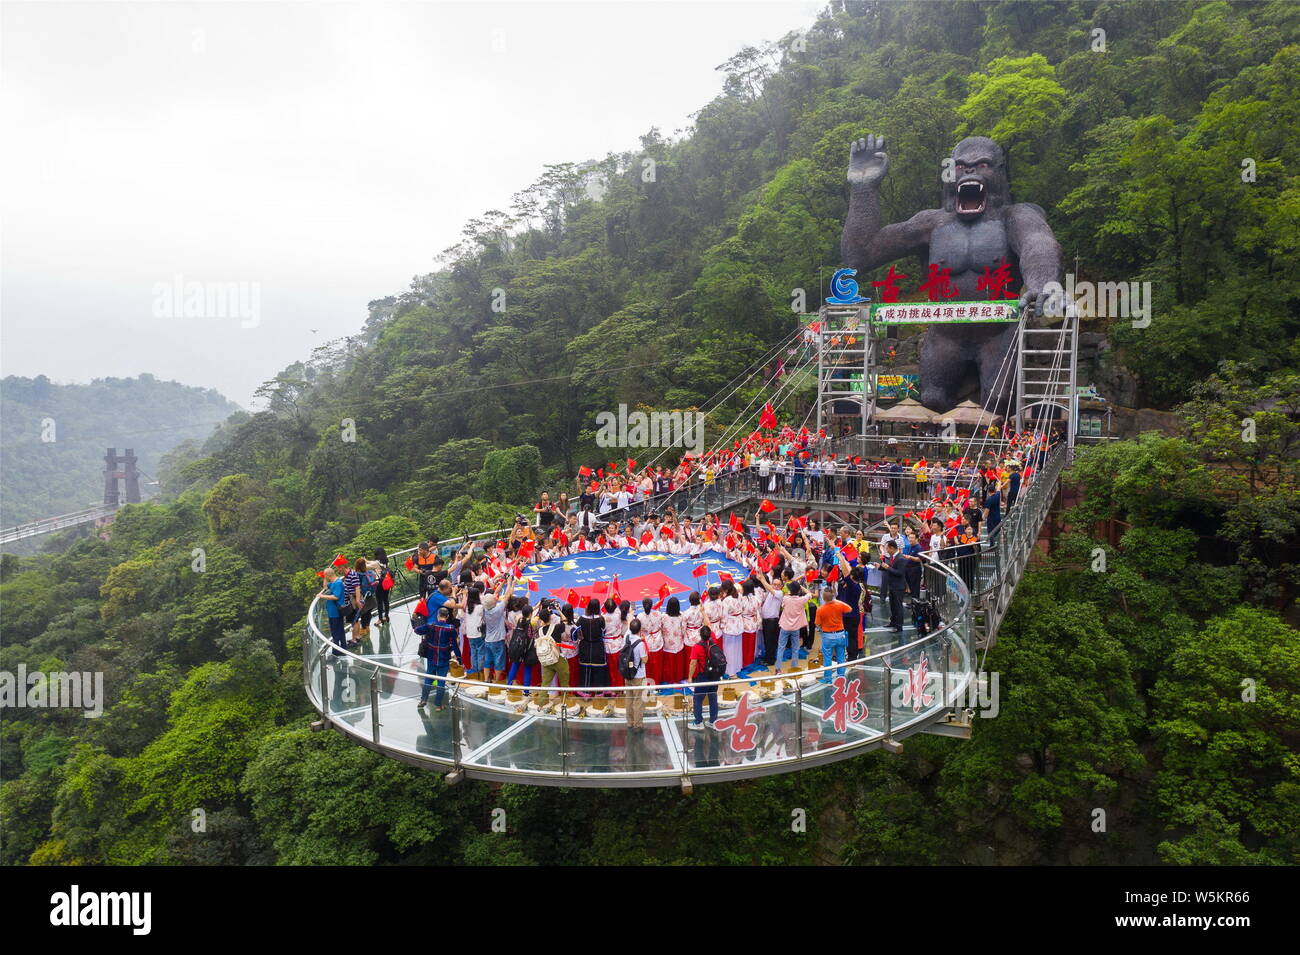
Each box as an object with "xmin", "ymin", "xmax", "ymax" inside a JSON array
[
  {"xmin": 564, "ymin": 425, "xmax": 1059, "ymax": 519},
  {"xmin": 315, "ymin": 426, "xmax": 1061, "ymax": 730}
]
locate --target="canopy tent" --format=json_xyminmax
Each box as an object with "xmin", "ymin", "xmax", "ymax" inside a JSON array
[
  {"xmin": 871, "ymin": 398, "xmax": 937, "ymax": 424},
  {"xmin": 940, "ymin": 399, "xmax": 998, "ymax": 427}
]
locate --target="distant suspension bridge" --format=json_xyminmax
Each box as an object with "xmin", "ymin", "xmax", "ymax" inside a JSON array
[{"xmin": 0, "ymin": 448, "xmax": 151, "ymax": 546}]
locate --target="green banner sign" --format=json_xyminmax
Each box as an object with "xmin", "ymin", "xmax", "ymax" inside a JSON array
[{"xmin": 870, "ymin": 301, "xmax": 1019, "ymax": 325}]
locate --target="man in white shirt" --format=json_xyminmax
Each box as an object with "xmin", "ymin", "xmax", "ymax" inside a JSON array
[
  {"xmin": 623, "ymin": 621, "xmax": 648, "ymax": 729},
  {"xmin": 760, "ymin": 580, "xmax": 783, "ymax": 669}
]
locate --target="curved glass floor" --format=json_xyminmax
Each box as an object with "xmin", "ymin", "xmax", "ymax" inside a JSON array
[{"xmin": 304, "ymin": 556, "xmax": 975, "ymax": 787}]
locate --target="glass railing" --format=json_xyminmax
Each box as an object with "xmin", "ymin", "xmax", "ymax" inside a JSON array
[{"xmin": 303, "ymin": 541, "xmax": 974, "ymax": 786}]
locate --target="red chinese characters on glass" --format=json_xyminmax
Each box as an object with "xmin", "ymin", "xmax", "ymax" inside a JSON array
[
  {"xmin": 715, "ymin": 692, "xmax": 760, "ymax": 752},
  {"xmin": 819, "ymin": 676, "xmax": 868, "ymax": 732},
  {"xmin": 902, "ymin": 658, "xmax": 935, "ymax": 712}
]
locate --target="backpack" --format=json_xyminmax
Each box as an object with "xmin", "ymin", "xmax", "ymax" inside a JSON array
[
  {"xmin": 506, "ymin": 623, "xmax": 532, "ymax": 662},
  {"xmin": 534, "ymin": 622, "xmax": 561, "ymax": 666},
  {"xmin": 411, "ymin": 608, "xmax": 430, "ymax": 634},
  {"xmin": 912, "ymin": 598, "xmax": 940, "ymax": 636},
  {"xmin": 702, "ymin": 639, "xmax": 727, "ymax": 680},
  {"xmin": 618, "ymin": 638, "xmax": 643, "ymax": 680}
]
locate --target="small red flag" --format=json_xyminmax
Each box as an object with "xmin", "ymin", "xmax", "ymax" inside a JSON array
[
  {"xmin": 804, "ymin": 568, "xmax": 817, "ymax": 583},
  {"xmin": 661, "ymin": 526, "xmax": 674, "ymax": 539},
  {"xmin": 760, "ymin": 499, "xmax": 775, "ymax": 513},
  {"xmin": 528, "ymin": 579, "xmax": 539, "ymax": 592},
  {"xmin": 404, "ymin": 557, "xmax": 415, "ymax": 570},
  {"xmin": 826, "ymin": 565, "xmax": 840, "ymax": 584},
  {"xmin": 640, "ymin": 530, "xmax": 653, "ymax": 545},
  {"xmin": 332, "ymin": 554, "xmax": 348, "ymax": 567},
  {"xmin": 884, "ymin": 505, "xmax": 895, "ymax": 516},
  {"xmin": 592, "ymin": 581, "xmax": 608, "ymax": 595},
  {"xmin": 718, "ymin": 571, "xmax": 733, "ymax": 584},
  {"xmin": 692, "ymin": 563, "xmax": 708, "ymax": 578},
  {"xmin": 627, "ymin": 458, "xmax": 637, "ymax": 471},
  {"xmin": 316, "ymin": 570, "xmax": 326, "ymax": 577},
  {"xmin": 578, "ymin": 465, "xmax": 592, "ymax": 477},
  {"xmin": 567, "ymin": 588, "xmax": 580, "ymax": 607}
]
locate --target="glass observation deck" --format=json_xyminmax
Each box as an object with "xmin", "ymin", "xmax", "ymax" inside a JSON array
[{"xmin": 303, "ymin": 553, "xmax": 976, "ymax": 788}]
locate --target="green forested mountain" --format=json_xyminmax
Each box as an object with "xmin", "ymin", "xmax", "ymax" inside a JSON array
[
  {"xmin": 1, "ymin": 0, "xmax": 1297, "ymax": 866},
  {"xmin": 0, "ymin": 374, "xmax": 240, "ymax": 529}
]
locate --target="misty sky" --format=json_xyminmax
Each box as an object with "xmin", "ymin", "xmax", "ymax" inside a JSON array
[{"xmin": 1, "ymin": 1, "xmax": 821, "ymax": 407}]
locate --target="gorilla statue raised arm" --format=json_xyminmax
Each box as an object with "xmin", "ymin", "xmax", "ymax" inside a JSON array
[{"xmin": 840, "ymin": 133, "xmax": 1061, "ymax": 415}]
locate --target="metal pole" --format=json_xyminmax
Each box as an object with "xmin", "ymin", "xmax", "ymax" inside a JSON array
[
  {"xmin": 816, "ymin": 322, "xmax": 825, "ymax": 440},
  {"xmin": 883, "ymin": 660, "xmax": 893, "ymax": 740},
  {"xmin": 940, "ymin": 634, "xmax": 951, "ymax": 708},
  {"xmin": 370, "ymin": 669, "xmax": 381, "ymax": 744},
  {"xmin": 450, "ymin": 685, "xmax": 462, "ymax": 770},
  {"xmin": 560, "ymin": 701, "xmax": 569, "ymax": 777},
  {"xmin": 795, "ymin": 683, "xmax": 804, "ymax": 758},
  {"xmin": 317, "ymin": 643, "xmax": 330, "ymax": 723}
]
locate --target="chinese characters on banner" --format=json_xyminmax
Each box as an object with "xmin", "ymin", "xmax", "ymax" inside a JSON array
[{"xmin": 871, "ymin": 301, "xmax": 1018, "ymax": 325}]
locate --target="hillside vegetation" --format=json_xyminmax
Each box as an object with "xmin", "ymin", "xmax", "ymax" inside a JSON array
[{"xmin": 1, "ymin": 0, "xmax": 1297, "ymax": 865}]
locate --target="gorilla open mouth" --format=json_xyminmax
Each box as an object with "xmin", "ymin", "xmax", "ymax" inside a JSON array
[{"xmin": 956, "ymin": 179, "xmax": 986, "ymax": 215}]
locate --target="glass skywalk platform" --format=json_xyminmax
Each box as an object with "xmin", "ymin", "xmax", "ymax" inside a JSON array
[{"xmin": 303, "ymin": 557, "xmax": 976, "ymax": 788}]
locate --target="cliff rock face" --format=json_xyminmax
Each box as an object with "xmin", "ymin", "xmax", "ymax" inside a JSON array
[{"xmin": 1079, "ymin": 332, "xmax": 1139, "ymax": 408}]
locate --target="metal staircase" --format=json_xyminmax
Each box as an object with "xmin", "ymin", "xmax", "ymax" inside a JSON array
[{"xmin": 1013, "ymin": 314, "xmax": 1078, "ymax": 448}]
